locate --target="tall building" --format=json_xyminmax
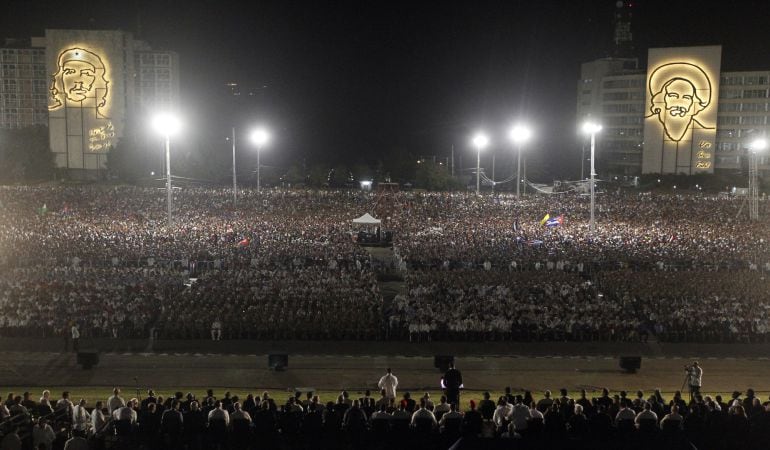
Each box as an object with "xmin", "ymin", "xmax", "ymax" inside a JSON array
[
  {"xmin": 0, "ymin": 39, "xmax": 48, "ymax": 129},
  {"xmin": 577, "ymin": 45, "xmax": 770, "ymax": 176},
  {"xmin": 0, "ymin": 29, "xmax": 179, "ymax": 173}
]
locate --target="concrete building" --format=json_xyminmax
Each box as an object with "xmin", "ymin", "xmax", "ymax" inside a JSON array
[
  {"xmin": 0, "ymin": 29, "xmax": 179, "ymax": 173},
  {"xmin": 0, "ymin": 40, "xmax": 48, "ymax": 129}
]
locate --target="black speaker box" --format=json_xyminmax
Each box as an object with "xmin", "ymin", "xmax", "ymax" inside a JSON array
[
  {"xmin": 619, "ymin": 356, "xmax": 641, "ymax": 373},
  {"xmin": 434, "ymin": 355, "xmax": 454, "ymax": 372},
  {"xmin": 77, "ymin": 351, "xmax": 99, "ymax": 369},
  {"xmin": 268, "ymin": 353, "xmax": 288, "ymax": 371}
]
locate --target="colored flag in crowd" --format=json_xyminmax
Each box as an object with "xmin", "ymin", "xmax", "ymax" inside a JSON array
[
  {"xmin": 545, "ymin": 215, "xmax": 564, "ymax": 227},
  {"xmin": 36, "ymin": 203, "xmax": 48, "ymax": 215},
  {"xmin": 539, "ymin": 213, "xmax": 550, "ymax": 225},
  {"xmin": 237, "ymin": 237, "xmax": 250, "ymax": 247}
]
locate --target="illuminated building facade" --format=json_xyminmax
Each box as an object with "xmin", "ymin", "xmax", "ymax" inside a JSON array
[
  {"xmin": 0, "ymin": 29, "xmax": 178, "ymax": 172},
  {"xmin": 578, "ymin": 45, "xmax": 770, "ymax": 176}
]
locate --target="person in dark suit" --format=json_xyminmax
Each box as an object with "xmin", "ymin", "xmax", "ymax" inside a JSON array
[{"xmin": 442, "ymin": 362, "xmax": 463, "ymax": 406}]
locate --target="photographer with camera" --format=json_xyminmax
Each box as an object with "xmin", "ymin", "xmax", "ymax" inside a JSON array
[{"xmin": 684, "ymin": 361, "xmax": 702, "ymax": 400}]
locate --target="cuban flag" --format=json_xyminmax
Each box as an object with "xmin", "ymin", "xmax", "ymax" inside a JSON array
[{"xmin": 545, "ymin": 215, "xmax": 564, "ymax": 227}]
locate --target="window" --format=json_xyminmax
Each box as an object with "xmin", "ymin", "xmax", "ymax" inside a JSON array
[
  {"xmin": 717, "ymin": 129, "xmax": 737, "ymax": 138},
  {"xmin": 741, "ymin": 103, "xmax": 767, "ymax": 112},
  {"xmin": 720, "ymin": 89, "xmax": 742, "ymax": 99},
  {"xmin": 718, "ymin": 116, "xmax": 740, "ymax": 125},
  {"xmin": 741, "ymin": 116, "xmax": 765, "ymax": 125},
  {"xmin": 743, "ymin": 89, "xmax": 768, "ymax": 99},
  {"xmin": 719, "ymin": 102, "xmax": 740, "ymax": 112},
  {"xmin": 603, "ymin": 92, "xmax": 629, "ymax": 101},
  {"xmin": 603, "ymin": 79, "xmax": 630, "ymax": 89}
]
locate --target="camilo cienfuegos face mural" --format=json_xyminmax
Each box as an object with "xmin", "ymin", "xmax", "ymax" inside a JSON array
[
  {"xmin": 647, "ymin": 62, "xmax": 713, "ymax": 142},
  {"xmin": 642, "ymin": 46, "xmax": 721, "ymax": 174}
]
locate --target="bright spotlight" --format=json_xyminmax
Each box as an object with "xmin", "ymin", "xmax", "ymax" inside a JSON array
[
  {"xmin": 509, "ymin": 125, "xmax": 532, "ymax": 143},
  {"xmin": 582, "ymin": 121, "xmax": 602, "ymax": 134},
  {"xmin": 251, "ymin": 128, "xmax": 270, "ymax": 146},
  {"xmin": 751, "ymin": 138, "xmax": 768, "ymax": 152},
  {"xmin": 472, "ymin": 133, "xmax": 489, "ymax": 150},
  {"xmin": 152, "ymin": 113, "xmax": 181, "ymax": 136}
]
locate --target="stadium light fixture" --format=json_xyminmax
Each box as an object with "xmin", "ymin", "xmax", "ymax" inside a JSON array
[
  {"xmin": 250, "ymin": 128, "xmax": 270, "ymax": 193},
  {"xmin": 152, "ymin": 112, "xmax": 182, "ymax": 228},
  {"xmin": 472, "ymin": 132, "xmax": 489, "ymax": 195},
  {"xmin": 510, "ymin": 124, "xmax": 532, "ymax": 198},
  {"xmin": 582, "ymin": 120, "xmax": 602, "ymax": 235}
]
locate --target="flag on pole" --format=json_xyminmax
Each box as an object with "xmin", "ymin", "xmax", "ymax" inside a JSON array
[
  {"xmin": 539, "ymin": 213, "xmax": 550, "ymax": 225},
  {"xmin": 545, "ymin": 215, "xmax": 564, "ymax": 227}
]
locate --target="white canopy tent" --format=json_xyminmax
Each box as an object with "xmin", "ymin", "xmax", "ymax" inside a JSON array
[{"xmin": 352, "ymin": 213, "xmax": 381, "ymax": 225}]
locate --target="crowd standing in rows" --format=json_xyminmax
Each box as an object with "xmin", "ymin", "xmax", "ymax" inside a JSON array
[{"xmin": 1, "ymin": 186, "xmax": 769, "ymax": 342}]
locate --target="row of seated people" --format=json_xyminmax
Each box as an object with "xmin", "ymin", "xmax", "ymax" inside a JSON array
[{"xmin": 2, "ymin": 387, "xmax": 770, "ymax": 449}]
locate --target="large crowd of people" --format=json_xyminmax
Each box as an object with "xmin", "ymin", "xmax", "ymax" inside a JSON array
[
  {"xmin": 1, "ymin": 385, "xmax": 769, "ymax": 449},
  {"xmin": 1, "ymin": 185, "xmax": 769, "ymax": 342}
]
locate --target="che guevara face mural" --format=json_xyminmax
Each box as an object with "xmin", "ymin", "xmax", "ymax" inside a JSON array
[{"xmin": 48, "ymin": 47, "xmax": 109, "ymax": 118}]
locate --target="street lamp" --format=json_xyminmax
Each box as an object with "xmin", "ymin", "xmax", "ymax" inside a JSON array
[
  {"xmin": 472, "ymin": 133, "xmax": 489, "ymax": 195},
  {"xmin": 509, "ymin": 124, "xmax": 532, "ymax": 198},
  {"xmin": 152, "ymin": 113, "xmax": 181, "ymax": 228},
  {"xmin": 581, "ymin": 121, "xmax": 602, "ymax": 234},
  {"xmin": 251, "ymin": 128, "xmax": 270, "ymax": 193},
  {"xmin": 749, "ymin": 137, "xmax": 767, "ymax": 221}
]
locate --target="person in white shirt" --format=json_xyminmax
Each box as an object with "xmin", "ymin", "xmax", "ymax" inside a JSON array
[
  {"xmin": 72, "ymin": 399, "xmax": 91, "ymax": 433},
  {"xmin": 529, "ymin": 403, "xmax": 544, "ymax": 421},
  {"xmin": 410, "ymin": 399, "xmax": 437, "ymax": 428},
  {"xmin": 660, "ymin": 405, "xmax": 683, "ymax": 429},
  {"xmin": 439, "ymin": 403, "xmax": 463, "ymax": 430},
  {"xmin": 208, "ymin": 401, "xmax": 230, "ymax": 427},
  {"xmin": 634, "ymin": 402, "xmax": 658, "ymax": 427},
  {"xmin": 91, "ymin": 401, "xmax": 108, "ymax": 436},
  {"xmin": 63, "ymin": 431, "xmax": 89, "ymax": 450},
  {"xmin": 378, "ymin": 368, "xmax": 398, "ymax": 400},
  {"xmin": 32, "ymin": 418, "xmax": 56, "ymax": 450},
  {"xmin": 615, "ymin": 401, "xmax": 637, "ymax": 424},
  {"xmin": 211, "ymin": 319, "xmax": 222, "ymax": 341},
  {"xmin": 107, "ymin": 387, "xmax": 125, "ymax": 414},
  {"xmin": 433, "ymin": 396, "xmax": 451, "ymax": 420},
  {"xmin": 70, "ymin": 323, "xmax": 80, "ymax": 353},
  {"xmin": 114, "ymin": 399, "xmax": 138, "ymax": 424},
  {"xmin": 492, "ymin": 397, "xmax": 513, "ymax": 429},
  {"xmin": 510, "ymin": 396, "xmax": 531, "ymax": 432},
  {"xmin": 231, "ymin": 402, "xmax": 251, "ymax": 422}
]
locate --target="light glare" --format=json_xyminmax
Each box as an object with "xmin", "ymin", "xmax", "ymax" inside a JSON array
[
  {"xmin": 152, "ymin": 113, "xmax": 181, "ymax": 136},
  {"xmin": 251, "ymin": 128, "xmax": 270, "ymax": 146},
  {"xmin": 582, "ymin": 121, "xmax": 602, "ymax": 134},
  {"xmin": 472, "ymin": 133, "xmax": 489, "ymax": 150},
  {"xmin": 509, "ymin": 125, "xmax": 532, "ymax": 143}
]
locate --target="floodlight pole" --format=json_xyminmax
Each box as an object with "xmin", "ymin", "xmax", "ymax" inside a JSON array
[
  {"xmin": 165, "ymin": 134, "xmax": 172, "ymax": 228},
  {"xmin": 232, "ymin": 127, "xmax": 237, "ymax": 207},
  {"xmin": 516, "ymin": 142, "xmax": 522, "ymax": 198},
  {"xmin": 476, "ymin": 147, "xmax": 481, "ymax": 195},
  {"xmin": 589, "ymin": 131, "xmax": 596, "ymax": 235},
  {"xmin": 257, "ymin": 145, "xmax": 262, "ymax": 193}
]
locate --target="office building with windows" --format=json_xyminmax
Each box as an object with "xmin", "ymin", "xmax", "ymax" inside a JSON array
[
  {"xmin": 578, "ymin": 45, "xmax": 770, "ymax": 176},
  {"xmin": 0, "ymin": 29, "xmax": 179, "ymax": 172}
]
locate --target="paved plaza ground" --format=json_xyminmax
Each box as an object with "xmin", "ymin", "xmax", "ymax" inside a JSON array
[{"xmin": 1, "ymin": 339, "xmax": 769, "ymax": 401}]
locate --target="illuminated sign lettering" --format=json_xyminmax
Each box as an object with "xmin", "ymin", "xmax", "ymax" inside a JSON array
[{"xmin": 88, "ymin": 121, "xmax": 115, "ymax": 152}]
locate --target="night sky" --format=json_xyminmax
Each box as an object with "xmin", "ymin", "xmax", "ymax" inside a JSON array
[{"xmin": 4, "ymin": 0, "xmax": 770, "ymax": 180}]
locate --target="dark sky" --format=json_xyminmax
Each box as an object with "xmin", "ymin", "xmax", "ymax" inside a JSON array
[{"xmin": 4, "ymin": 0, "xmax": 770, "ymax": 180}]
